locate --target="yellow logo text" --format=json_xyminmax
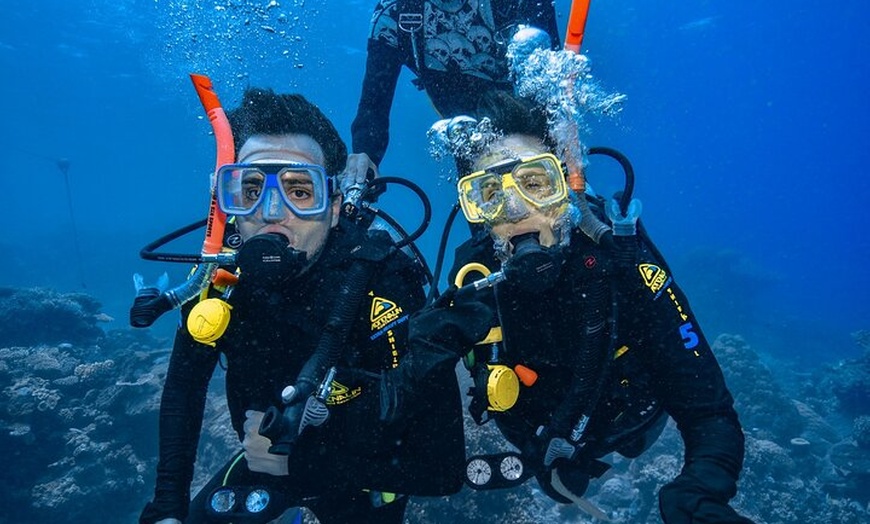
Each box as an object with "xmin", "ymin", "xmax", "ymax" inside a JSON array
[{"xmin": 639, "ymin": 263, "xmax": 668, "ymax": 295}]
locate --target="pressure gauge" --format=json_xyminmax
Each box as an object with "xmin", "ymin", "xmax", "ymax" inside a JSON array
[
  {"xmin": 500, "ymin": 455, "xmax": 524, "ymax": 481},
  {"xmin": 466, "ymin": 458, "xmax": 492, "ymax": 486},
  {"xmin": 245, "ymin": 489, "xmax": 270, "ymax": 513}
]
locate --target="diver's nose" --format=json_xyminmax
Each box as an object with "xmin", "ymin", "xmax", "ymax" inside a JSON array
[
  {"xmin": 502, "ymin": 189, "xmax": 531, "ymax": 222},
  {"xmin": 261, "ymin": 187, "xmax": 287, "ymax": 222}
]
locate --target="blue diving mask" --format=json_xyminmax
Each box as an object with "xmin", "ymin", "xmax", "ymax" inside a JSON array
[{"xmin": 216, "ymin": 163, "xmax": 334, "ymax": 219}]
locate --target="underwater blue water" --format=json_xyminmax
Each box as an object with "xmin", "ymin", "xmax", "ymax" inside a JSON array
[{"xmin": 1, "ymin": 0, "xmax": 867, "ymax": 364}]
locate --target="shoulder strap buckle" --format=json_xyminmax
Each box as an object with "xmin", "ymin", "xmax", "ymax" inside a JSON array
[{"xmin": 398, "ymin": 13, "xmax": 423, "ymax": 33}]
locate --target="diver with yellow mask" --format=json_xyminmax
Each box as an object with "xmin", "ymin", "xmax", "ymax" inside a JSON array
[{"xmin": 397, "ymin": 90, "xmax": 755, "ymax": 522}]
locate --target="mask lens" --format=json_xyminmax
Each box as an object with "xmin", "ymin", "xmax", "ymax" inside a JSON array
[
  {"xmin": 276, "ymin": 167, "xmax": 329, "ymax": 216},
  {"xmin": 459, "ymin": 172, "xmax": 502, "ymax": 223},
  {"xmin": 511, "ymin": 157, "xmax": 564, "ymax": 205},
  {"xmin": 218, "ymin": 166, "xmax": 267, "ymax": 215}
]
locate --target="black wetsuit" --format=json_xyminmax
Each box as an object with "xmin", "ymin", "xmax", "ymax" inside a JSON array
[
  {"xmin": 447, "ymin": 226, "xmax": 753, "ymax": 523},
  {"xmin": 351, "ymin": 0, "xmax": 560, "ymax": 165},
  {"xmin": 140, "ymin": 223, "xmax": 464, "ymax": 524}
]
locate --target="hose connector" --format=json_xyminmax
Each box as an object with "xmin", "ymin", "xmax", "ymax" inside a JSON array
[{"xmin": 606, "ymin": 198, "xmax": 642, "ymax": 237}]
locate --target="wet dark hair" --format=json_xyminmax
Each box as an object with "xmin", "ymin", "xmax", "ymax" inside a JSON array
[
  {"xmin": 447, "ymin": 90, "xmax": 555, "ymax": 174},
  {"xmin": 473, "ymin": 90, "xmax": 555, "ymax": 149},
  {"xmin": 227, "ymin": 88, "xmax": 347, "ymax": 175}
]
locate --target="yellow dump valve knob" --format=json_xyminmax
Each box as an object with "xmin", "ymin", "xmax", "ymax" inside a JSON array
[
  {"xmin": 187, "ymin": 298, "xmax": 233, "ymax": 346},
  {"xmin": 486, "ymin": 364, "xmax": 520, "ymax": 412}
]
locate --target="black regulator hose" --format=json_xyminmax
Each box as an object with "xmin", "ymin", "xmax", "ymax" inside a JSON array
[
  {"xmin": 360, "ymin": 176, "xmax": 431, "ymax": 247},
  {"xmin": 587, "ymin": 146, "xmax": 635, "ymax": 216},
  {"xmin": 427, "ymin": 203, "xmax": 462, "ymax": 304},
  {"xmin": 139, "ymin": 218, "xmax": 208, "ymax": 263},
  {"xmin": 373, "ymin": 208, "xmax": 435, "ymax": 289},
  {"xmin": 259, "ymin": 259, "xmax": 376, "ymax": 454}
]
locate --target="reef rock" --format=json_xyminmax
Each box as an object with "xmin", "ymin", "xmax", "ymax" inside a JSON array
[
  {"xmin": 0, "ymin": 287, "xmax": 106, "ymax": 347},
  {"xmin": 792, "ymin": 399, "xmax": 840, "ymax": 450},
  {"xmin": 712, "ymin": 334, "xmax": 805, "ymax": 444},
  {"xmin": 0, "ymin": 288, "xmax": 171, "ymax": 522}
]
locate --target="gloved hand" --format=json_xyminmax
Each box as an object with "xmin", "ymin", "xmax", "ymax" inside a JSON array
[
  {"xmin": 377, "ymin": 290, "xmax": 489, "ymax": 425},
  {"xmin": 659, "ymin": 471, "xmax": 756, "ymax": 524},
  {"xmin": 340, "ymin": 153, "xmax": 378, "ymax": 198},
  {"xmin": 342, "ymin": 152, "xmax": 377, "ymax": 185},
  {"xmin": 409, "ymin": 286, "xmax": 496, "ymax": 352},
  {"xmin": 535, "ymin": 467, "xmax": 586, "ymax": 505}
]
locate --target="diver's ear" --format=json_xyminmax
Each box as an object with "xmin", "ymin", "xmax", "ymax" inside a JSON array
[{"xmin": 329, "ymin": 194, "xmax": 341, "ymax": 228}]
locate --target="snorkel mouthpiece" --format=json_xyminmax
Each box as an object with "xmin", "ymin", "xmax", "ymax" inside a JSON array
[
  {"xmin": 504, "ymin": 232, "xmax": 561, "ymax": 292},
  {"xmin": 236, "ymin": 233, "xmax": 307, "ymax": 286}
]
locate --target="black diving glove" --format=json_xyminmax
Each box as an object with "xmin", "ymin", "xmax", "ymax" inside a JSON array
[
  {"xmin": 378, "ymin": 288, "xmax": 495, "ymax": 425},
  {"xmin": 659, "ymin": 466, "xmax": 756, "ymax": 524},
  {"xmin": 409, "ymin": 286, "xmax": 496, "ymax": 352}
]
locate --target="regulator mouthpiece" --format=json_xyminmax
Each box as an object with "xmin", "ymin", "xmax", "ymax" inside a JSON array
[
  {"xmin": 504, "ymin": 232, "xmax": 562, "ymax": 292},
  {"xmin": 236, "ymin": 233, "xmax": 307, "ymax": 286}
]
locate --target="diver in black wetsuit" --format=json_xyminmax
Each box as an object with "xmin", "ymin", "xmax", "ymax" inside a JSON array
[
  {"xmin": 387, "ymin": 91, "xmax": 756, "ymax": 523},
  {"xmin": 139, "ymin": 88, "xmax": 464, "ymax": 524},
  {"xmin": 343, "ymin": 0, "xmax": 560, "ymax": 187}
]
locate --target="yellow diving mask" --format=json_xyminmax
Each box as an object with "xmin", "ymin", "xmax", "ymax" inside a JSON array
[{"xmin": 457, "ymin": 153, "xmax": 568, "ymax": 224}]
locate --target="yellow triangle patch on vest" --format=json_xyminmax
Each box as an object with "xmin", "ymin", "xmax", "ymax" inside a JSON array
[
  {"xmin": 370, "ymin": 296, "xmax": 397, "ymax": 322},
  {"xmin": 638, "ymin": 263, "xmax": 668, "ymax": 294}
]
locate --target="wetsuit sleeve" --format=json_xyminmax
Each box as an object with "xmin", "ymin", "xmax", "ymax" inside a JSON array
[
  {"xmin": 350, "ymin": 34, "xmax": 405, "ymax": 166},
  {"xmin": 140, "ymin": 323, "xmax": 219, "ymax": 524},
  {"xmin": 627, "ymin": 243, "xmax": 753, "ymax": 524}
]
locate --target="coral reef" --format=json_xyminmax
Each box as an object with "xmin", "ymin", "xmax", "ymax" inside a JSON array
[
  {"xmin": 0, "ymin": 287, "xmax": 107, "ymax": 347},
  {"xmin": 712, "ymin": 335, "xmax": 806, "ymax": 444},
  {"xmin": 0, "ymin": 288, "xmax": 171, "ymax": 522},
  {"xmin": 852, "ymin": 330, "xmax": 870, "ymax": 352},
  {"xmin": 826, "ymin": 352, "xmax": 870, "ymax": 417}
]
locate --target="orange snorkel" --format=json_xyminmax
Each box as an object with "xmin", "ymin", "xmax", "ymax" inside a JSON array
[
  {"xmin": 563, "ymin": 0, "xmax": 592, "ymax": 195},
  {"xmin": 129, "ymin": 75, "xmax": 236, "ymax": 328},
  {"xmin": 564, "ymin": 0, "xmax": 591, "ymax": 54},
  {"xmin": 189, "ymin": 73, "xmax": 234, "ymax": 255}
]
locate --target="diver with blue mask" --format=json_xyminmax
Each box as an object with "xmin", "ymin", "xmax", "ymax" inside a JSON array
[
  {"xmin": 391, "ymin": 90, "xmax": 755, "ymax": 523},
  {"xmin": 139, "ymin": 87, "xmax": 464, "ymax": 524}
]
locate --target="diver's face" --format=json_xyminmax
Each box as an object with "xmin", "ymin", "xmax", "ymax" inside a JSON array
[
  {"xmin": 471, "ymin": 134, "xmax": 567, "ymax": 253},
  {"xmin": 235, "ymin": 134, "xmax": 340, "ymax": 258}
]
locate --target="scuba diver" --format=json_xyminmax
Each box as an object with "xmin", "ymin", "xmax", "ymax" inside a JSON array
[
  {"xmin": 385, "ymin": 90, "xmax": 756, "ymax": 523},
  {"xmin": 344, "ymin": 0, "xmax": 560, "ymax": 188},
  {"xmin": 138, "ymin": 87, "xmax": 464, "ymax": 524}
]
